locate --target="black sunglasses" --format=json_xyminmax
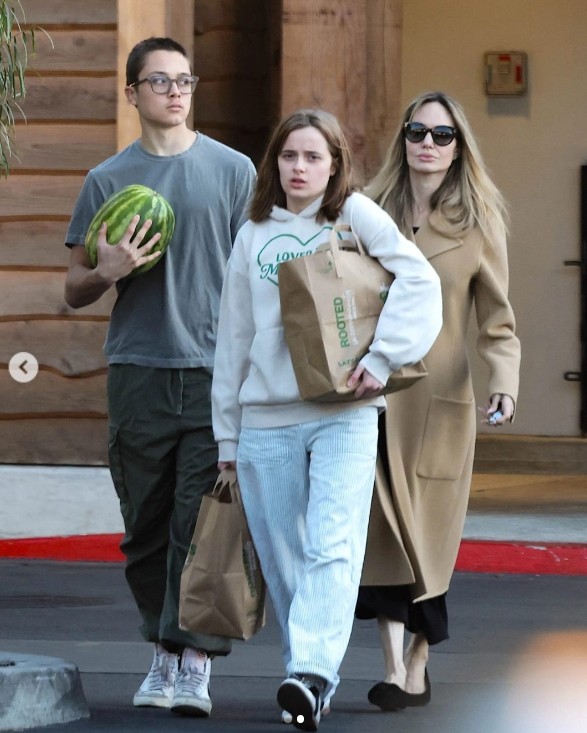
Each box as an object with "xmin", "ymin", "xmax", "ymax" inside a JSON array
[{"xmin": 403, "ymin": 122, "xmax": 457, "ymax": 146}]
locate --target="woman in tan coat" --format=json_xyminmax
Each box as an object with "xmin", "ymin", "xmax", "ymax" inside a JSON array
[{"xmin": 356, "ymin": 91, "xmax": 521, "ymax": 712}]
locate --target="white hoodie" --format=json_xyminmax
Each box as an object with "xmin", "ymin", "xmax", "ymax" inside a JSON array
[{"xmin": 212, "ymin": 192, "xmax": 442, "ymax": 462}]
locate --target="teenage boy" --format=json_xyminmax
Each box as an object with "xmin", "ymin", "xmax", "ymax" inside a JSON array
[{"xmin": 64, "ymin": 36, "xmax": 256, "ymax": 717}]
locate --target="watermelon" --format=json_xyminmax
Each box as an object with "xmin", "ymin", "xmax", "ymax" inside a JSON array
[{"xmin": 84, "ymin": 184, "xmax": 175, "ymax": 277}]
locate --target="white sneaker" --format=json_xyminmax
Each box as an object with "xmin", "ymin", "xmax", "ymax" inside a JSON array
[
  {"xmin": 170, "ymin": 648, "xmax": 212, "ymax": 717},
  {"xmin": 133, "ymin": 643, "xmax": 178, "ymax": 708}
]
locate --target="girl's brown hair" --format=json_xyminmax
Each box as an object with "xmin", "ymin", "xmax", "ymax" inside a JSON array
[{"xmin": 249, "ymin": 109, "xmax": 354, "ymax": 223}]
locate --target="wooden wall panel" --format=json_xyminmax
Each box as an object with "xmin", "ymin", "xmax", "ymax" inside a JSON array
[
  {"xmin": 194, "ymin": 0, "xmax": 268, "ymax": 32},
  {"xmin": 192, "ymin": 0, "xmax": 277, "ymax": 165},
  {"xmin": 279, "ymin": 0, "xmax": 402, "ymax": 182},
  {"xmin": 365, "ymin": 0, "xmax": 402, "ymax": 177},
  {"xmin": 0, "ymin": 222, "xmax": 71, "ymax": 267},
  {"xmin": 195, "ymin": 80, "xmax": 269, "ymax": 129},
  {"xmin": 29, "ymin": 30, "xmax": 117, "ymax": 71},
  {"xmin": 281, "ymin": 0, "xmax": 367, "ymax": 181},
  {"xmin": 8, "ymin": 124, "xmax": 116, "ymax": 172},
  {"xmin": 0, "ymin": 419, "xmax": 108, "ymax": 466},
  {"xmin": 0, "ymin": 272, "xmax": 115, "ymax": 319},
  {"xmin": 3, "ymin": 8, "xmax": 119, "ymax": 466},
  {"xmin": 1, "ymin": 372, "xmax": 107, "ymax": 416},
  {"xmin": 194, "ymin": 29, "xmax": 268, "ymax": 78},
  {"xmin": 164, "ymin": 0, "xmax": 196, "ymax": 53},
  {"xmin": 19, "ymin": 0, "xmax": 117, "ymax": 25},
  {"xmin": 0, "ymin": 321, "xmax": 108, "ymax": 376},
  {"xmin": 0, "ymin": 176, "xmax": 86, "ymax": 219},
  {"xmin": 18, "ymin": 77, "xmax": 116, "ymax": 122}
]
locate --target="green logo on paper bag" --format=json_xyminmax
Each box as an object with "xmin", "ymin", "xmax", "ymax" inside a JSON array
[
  {"xmin": 338, "ymin": 357, "xmax": 359, "ymax": 367},
  {"xmin": 333, "ymin": 296, "xmax": 349, "ymax": 348},
  {"xmin": 256, "ymin": 226, "xmax": 332, "ymax": 286},
  {"xmin": 333, "ymin": 289, "xmax": 360, "ymax": 348}
]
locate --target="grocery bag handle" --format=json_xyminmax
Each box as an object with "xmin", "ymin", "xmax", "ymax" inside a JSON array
[
  {"xmin": 322, "ymin": 224, "xmax": 365, "ymax": 278},
  {"xmin": 215, "ymin": 469, "xmax": 250, "ymax": 536},
  {"xmin": 329, "ymin": 224, "xmax": 366, "ymax": 255},
  {"xmin": 212, "ymin": 468, "xmax": 240, "ymax": 505}
]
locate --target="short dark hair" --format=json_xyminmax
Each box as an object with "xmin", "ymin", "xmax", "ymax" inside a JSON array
[{"xmin": 126, "ymin": 37, "xmax": 190, "ymax": 86}]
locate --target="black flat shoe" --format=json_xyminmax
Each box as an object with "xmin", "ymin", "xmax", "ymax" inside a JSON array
[
  {"xmin": 368, "ymin": 669, "xmax": 431, "ymax": 711},
  {"xmin": 403, "ymin": 669, "xmax": 431, "ymax": 707},
  {"xmin": 367, "ymin": 681, "xmax": 407, "ymax": 711}
]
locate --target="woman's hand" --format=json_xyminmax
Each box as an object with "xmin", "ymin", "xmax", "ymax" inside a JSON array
[
  {"xmin": 347, "ymin": 365, "xmax": 384, "ymax": 399},
  {"xmin": 480, "ymin": 393, "xmax": 515, "ymax": 426}
]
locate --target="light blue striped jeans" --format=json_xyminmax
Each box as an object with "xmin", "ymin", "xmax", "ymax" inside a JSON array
[{"xmin": 236, "ymin": 406, "xmax": 378, "ymax": 697}]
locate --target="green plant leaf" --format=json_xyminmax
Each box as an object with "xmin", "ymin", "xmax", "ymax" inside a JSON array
[{"xmin": 0, "ymin": 0, "xmax": 49, "ymax": 176}]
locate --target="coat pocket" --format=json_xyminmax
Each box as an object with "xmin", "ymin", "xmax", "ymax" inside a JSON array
[{"xmin": 416, "ymin": 395, "xmax": 474, "ymax": 480}]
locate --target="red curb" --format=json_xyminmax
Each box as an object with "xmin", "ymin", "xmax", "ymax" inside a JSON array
[
  {"xmin": 0, "ymin": 534, "xmax": 125, "ymax": 562},
  {"xmin": 0, "ymin": 535, "xmax": 586, "ymax": 575},
  {"xmin": 456, "ymin": 539, "xmax": 587, "ymax": 575}
]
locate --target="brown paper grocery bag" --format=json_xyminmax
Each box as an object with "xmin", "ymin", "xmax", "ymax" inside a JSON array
[
  {"xmin": 179, "ymin": 470, "xmax": 266, "ymax": 641},
  {"xmin": 279, "ymin": 224, "xmax": 428, "ymax": 402}
]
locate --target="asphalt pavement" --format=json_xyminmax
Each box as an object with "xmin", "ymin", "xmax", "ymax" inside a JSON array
[{"xmin": 1, "ymin": 560, "xmax": 586, "ymax": 733}]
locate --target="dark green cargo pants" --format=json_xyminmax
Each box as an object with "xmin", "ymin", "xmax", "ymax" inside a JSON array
[{"xmin": 107, "ymin": 364, "xmax": 231, "ymax": 655}]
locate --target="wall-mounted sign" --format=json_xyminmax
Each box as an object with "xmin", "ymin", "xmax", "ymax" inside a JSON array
[{"xmin": 485, "ymin": 51, "xmax": 527, "ymax": 96}]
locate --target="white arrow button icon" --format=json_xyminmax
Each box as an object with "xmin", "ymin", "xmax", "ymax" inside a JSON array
[{"xmin": 8, "ymin": 352, "xmax": 39, "ymax": 383}]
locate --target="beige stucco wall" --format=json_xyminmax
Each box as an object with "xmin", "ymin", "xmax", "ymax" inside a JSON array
[{"xmin": 401, "ymin": 0, "xmax": 587, "ymax": 436}]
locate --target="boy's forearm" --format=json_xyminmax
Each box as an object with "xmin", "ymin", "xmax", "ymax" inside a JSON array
[{"xmin": 64, "ymin": 264, "xmax": 116, "ymax": 309}]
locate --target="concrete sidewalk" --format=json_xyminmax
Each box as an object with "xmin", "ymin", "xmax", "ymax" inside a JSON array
[
  {"xmin": 0, "ymin": 466, "xmax": 123, "ymax": 540},
  {"xmin": 466, "ymin": 472, "xmax": 587, "ymax": 544},
  {"xmin": 2, "ymin": 465, "xmax": 587, "ymax": 544}
]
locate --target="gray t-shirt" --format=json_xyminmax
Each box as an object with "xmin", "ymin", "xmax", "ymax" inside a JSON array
[{"xmin": 66, "ymin": 134, "xmax": 256, "ymax": 368}]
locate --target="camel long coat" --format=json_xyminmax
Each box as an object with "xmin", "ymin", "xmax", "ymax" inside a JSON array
[{"xmin": 360, "ymin": 212, "xmax": 521, "ymax": 601}]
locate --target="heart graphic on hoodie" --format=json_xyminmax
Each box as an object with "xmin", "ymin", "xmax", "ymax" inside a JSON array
[{"xmin": 257, "ymin": 226, "xmax": 332, "ymax": 286}]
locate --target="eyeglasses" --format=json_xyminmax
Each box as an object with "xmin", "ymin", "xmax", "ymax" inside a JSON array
[
  {"xmin": 403, "ymin": 122, "xmax": 457, "ymax": 146},
  {"xmin": 129, "ymin": 74, "xmax": 199, "ymax": 95}
]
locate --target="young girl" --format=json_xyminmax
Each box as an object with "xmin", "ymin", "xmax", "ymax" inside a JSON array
[{"xmin": 211, "ymin": 109, "xmax": 442, "ymax": 731}]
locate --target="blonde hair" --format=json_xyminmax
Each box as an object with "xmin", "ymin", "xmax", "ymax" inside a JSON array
[
  {"xmin": 249, "ymin": 109, "xmax": 355, "ymax": 224},
  {"xmin": 365, "ymin": 91, "xmax": 508, "ymax": 244}
]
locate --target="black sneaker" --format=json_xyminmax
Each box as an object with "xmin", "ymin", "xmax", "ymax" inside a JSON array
[{"xmin": 277, "ymin": 675, "xmax": 326, "ymax": 732}]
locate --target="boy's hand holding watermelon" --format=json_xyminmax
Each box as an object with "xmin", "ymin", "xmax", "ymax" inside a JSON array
[
  {"xmin": 93, "ymin": 214, "xmax": 163, "ymax": 282},
  {"xmin": 85, "ymin": 184, "xmax": 175, "ymax": 279}
]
